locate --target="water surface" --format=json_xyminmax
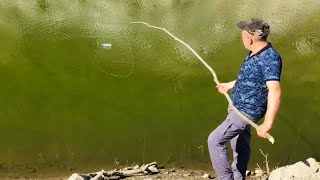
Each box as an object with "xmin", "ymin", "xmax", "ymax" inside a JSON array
[{"xmin": 0, "ymin": 0, "xmax": 319, "ymax": 172}]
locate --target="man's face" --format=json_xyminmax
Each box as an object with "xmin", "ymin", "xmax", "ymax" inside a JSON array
[{"xmin": 241, "ymin": 31, "xmax": 252, "ymax": 50}]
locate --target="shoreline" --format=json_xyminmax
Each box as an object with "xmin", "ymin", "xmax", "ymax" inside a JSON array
[{"xmin": 1, "ymin": 157, "xmax": 319, "ymax": 179}]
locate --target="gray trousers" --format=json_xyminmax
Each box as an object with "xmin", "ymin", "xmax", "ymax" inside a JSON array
[{"xmin": 208, "ymin": 107, "xmax": 252, "ymax": 180}]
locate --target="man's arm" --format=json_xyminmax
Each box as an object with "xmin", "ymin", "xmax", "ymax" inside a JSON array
[{"xmin": 256, "ymin": 81, "xmax": 281, "ymax": 138}]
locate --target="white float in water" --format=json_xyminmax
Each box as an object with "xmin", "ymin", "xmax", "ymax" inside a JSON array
[{"xmin": 101, "ymin": 43, "xmax": 112, "ymax": 49}]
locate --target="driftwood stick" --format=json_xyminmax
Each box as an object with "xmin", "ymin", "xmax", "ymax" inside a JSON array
[
  {"xmin": 130, "ymin": 21, "xmax": 274, "ymax": 144},
  {"xmin": 91, "ymin": 170, "xmax": 105, "ymax": 180},
  {"xmin": 86, "ymin": 162, "xmax": 158, "ymax": 179},
  {"xmin": 120, "ymin": 162, "xmax": 157, "ymax": 175}
]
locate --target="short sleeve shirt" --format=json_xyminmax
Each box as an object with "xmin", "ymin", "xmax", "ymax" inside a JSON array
[{"xmin": 231, "ymin": 43, "xmax": 282, "ymax": 120}]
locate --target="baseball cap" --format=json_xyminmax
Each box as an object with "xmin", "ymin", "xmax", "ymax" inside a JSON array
[{"xmin": 237, "ymin": 18, "xmax": 270, "ymax": 38}]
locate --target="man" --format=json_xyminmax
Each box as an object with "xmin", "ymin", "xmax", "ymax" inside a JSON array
[{"xmin": 207, "ymin": 18, "xmax": 282, "ymax": 180}]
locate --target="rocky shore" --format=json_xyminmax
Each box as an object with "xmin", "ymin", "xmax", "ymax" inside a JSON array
[
  {"xmin": 0, "ymin": 158, "xmax": 319, "ymax": 179},
  {"xmin": 64, "ymin": 158, "xmax": 320, "ymax": 180}
]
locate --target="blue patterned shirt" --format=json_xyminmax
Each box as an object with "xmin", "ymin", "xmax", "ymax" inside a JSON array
[{"xmin": 231, "ymin": 43, "xmax": 282, "ymax": 121}]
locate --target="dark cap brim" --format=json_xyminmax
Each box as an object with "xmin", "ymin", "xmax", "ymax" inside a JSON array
[{"xmin": 237, "ymin": 21, "xmax": 247, "ymax": 29}]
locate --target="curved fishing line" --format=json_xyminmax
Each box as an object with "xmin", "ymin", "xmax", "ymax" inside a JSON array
[
  {"xmin": 130, "ymin": 21, "xmax": 275, "ymax": 144},
  {"xmin": 92, "ymin": 42, "xmax": 135, "ymax": 78}
]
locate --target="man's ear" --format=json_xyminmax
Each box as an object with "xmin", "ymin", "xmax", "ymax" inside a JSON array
[{"xmin": 249, "ymin": 38, "xmax": 253, "ymax": 45}]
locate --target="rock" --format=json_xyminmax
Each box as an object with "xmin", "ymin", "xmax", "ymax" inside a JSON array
[
  {"xmin": 147, "ymin": 165, "xmax": 159, "ymax": 173},
  {"xmin": 254, "ymin": 169, "xmax": 263, "ymax": 177},
  {"xmin": 157, "ymin": 164, "xmax": 165, "ymax": 169},
  {"xmin": 246, "ymin": 170, "xmax": 251, "ymax": 176},
  {"xmin": 67, "ymin": 173, "xmax": 82, "ymax": 180},
  {"xmin": 269, "ymin": 157, "xmax": 320, "ymax": 180},
  {"xmin": 202, "ymin": 173, "xmax": 211, "ymax": 179},
  {"xmin": 311, "ymin": 171, "xmax": 320, "ymax": 179}
]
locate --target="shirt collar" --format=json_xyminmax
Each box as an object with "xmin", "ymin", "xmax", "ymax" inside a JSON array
[{"xmin": 247, "ymin": 43, "xmax": 272, "ymax": 58}]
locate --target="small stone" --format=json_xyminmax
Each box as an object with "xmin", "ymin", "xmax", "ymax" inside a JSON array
[
  {"xmin": 246, "ymin": 170, "xmax": 251, "ymax": 176},
  {"xmin": 202, "ymin": 173, "xmax": 211, "ymax": 178},
  {"xmin": 255, "ymin": 169, "xmax": 263, "ymax": 177},
  {"xmin": 67, "ymin": 173, "xmax": 79, "ymax": 180},
  {"xmin": 148, "ymin": 165, "xmax": 159, "ymax": 173}
]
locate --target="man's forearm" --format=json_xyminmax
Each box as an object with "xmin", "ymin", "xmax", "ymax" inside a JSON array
[{"xmin": 264, "ymin": 86, "xmax": 281, "ymax": 126}]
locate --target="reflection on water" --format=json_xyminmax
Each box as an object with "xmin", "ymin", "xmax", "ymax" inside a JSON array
[{"xmin": 0, "ymin": 0, "xmax": 319, "ymax": 172}]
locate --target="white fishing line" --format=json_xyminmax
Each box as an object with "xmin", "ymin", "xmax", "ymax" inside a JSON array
[{"xmin": 93, "ymin": 42, "xmax": 135, "ymax": 78}]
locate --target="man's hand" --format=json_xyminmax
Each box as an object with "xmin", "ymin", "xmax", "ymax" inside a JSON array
[
  {"xmin": 256, "ymin": 122, "xmax": 272, "ymax": 138},
  {"xmin": 216, "ymin": 80, "xmax": 236, "ymax": 94}
]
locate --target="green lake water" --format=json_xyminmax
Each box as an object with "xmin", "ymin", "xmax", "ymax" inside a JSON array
[{"xmin": 0, "ymin": 0, "xmax": 319, "ymax": 173}]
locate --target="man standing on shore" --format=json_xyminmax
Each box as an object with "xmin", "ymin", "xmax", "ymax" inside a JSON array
[{"xmin": 207, "ymin": 18, "xmax": 282, "ymax": 180}]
